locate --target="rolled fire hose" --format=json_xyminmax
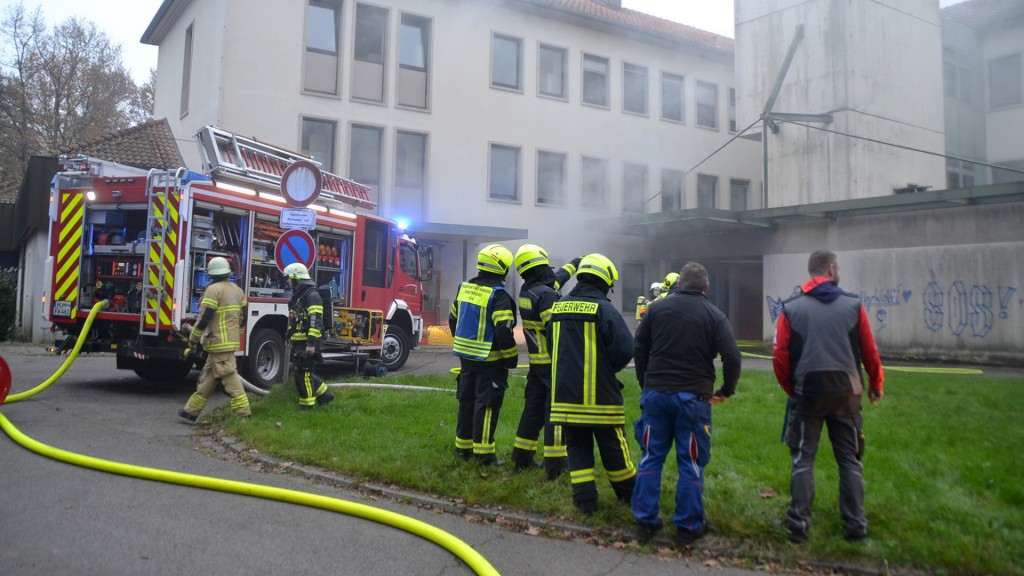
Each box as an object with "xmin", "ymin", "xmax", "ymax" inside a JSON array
[{"xmin": 0, "ymin": 301, "xmax": 500, "ymax": 576}]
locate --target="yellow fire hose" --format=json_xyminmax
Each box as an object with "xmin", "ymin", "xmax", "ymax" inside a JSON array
[{"xmin": 0, "ymin": 300, "xmax": 500, "ymax": 576}]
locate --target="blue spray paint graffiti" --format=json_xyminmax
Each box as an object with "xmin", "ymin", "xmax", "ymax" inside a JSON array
[
  {"xmin": 768, "ymin": 276, "xmax": 1019, "ymax": 339},
  {"xmin": 923, "ymin": 279, "xmax": 1018, "ymax": 338}
]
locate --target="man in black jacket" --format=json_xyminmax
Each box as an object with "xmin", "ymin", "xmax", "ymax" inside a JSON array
[{"xmin": 631, "ymin": 261, "xmax": 741, "ymax": 547}]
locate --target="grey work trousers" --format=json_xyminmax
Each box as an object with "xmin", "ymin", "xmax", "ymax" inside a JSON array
[{"xmin": 785, "ymin": 394, "xmax": 867, "ymax": 537}]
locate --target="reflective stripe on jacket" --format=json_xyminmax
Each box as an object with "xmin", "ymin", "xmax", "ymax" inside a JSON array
[
  {"xmin": 451, "ymin": 281, "xmax": 516, "ymax": 361},
  {"xmin": 192, "ymin": 280, "xmax": 246, "ymax": 353}
]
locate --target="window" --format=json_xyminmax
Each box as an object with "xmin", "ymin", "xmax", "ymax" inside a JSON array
[
  {"xmin": 661, "ymin": 72, "xmax": 684, "ymax": 122},
  {"xmin": 582, "ymin": 53, "xmax": 609, "ymax": 107},
  {"xmin": 489, "ymin": 144, "xmax": 520, "ymax": 201},
  {"xmin": 492, "ymin": 34, "xmax": 522, "ymax": 90},
  {"xmin": 697, "ymin": 173, "xmax": 718, "ymax": 208},
  {"xmin": 395, "ymin": 131, "xmax": 426, "ymax": 188},
  {"xmin": 398, "ymin": 13, "xmax": 430, "ymax": 109},
  {"xmin": 180, "ymin": 23, "xmax": 193, "ymax": 116},
  {"xmin": 352, "ymin": 3, "xmax": 387, "ymax": 102},
  {"xmin": 395, "ymin": 130, "xmax": 427, "ymax": 220},
  {"xmin": 623, "ymin": 163, "xmax": 647, "ymax": 214},
  {"xmin": 661, "ymin": 169, "xmax": 684, "ymax": 212},
  {"xmin": 355, "ymin": 3, "xmax": 387, "ymax": 65},
  {"xmin": 728, "ymin": 87, "xmax": 737, "ymax": 133},
  {"xmin": 943, "ymin": 47, "xmax": 973, "ymax": 104},
  {"xmin": 538, "ymin": 43, "xmax": 567, "ymax": 99},
  {"xmin": 946, "ymin": 159, "xmax": 976, "ymax": 189},
  {"xmin": 623, "ymin": 63, "xmax": 648, "ymax": 115},
  {"xmin": 305, "ymin": 1, "xmax": 341, "ymax": 94},
  {"xmin": 696, "ymin": 80, "xmax": 718, "ymax": 129},
  {"xmin": 537, "ymin": 151, "xmax": 566, "ymax": 206},
  {"xmin": 622, "ymin": 262, "xmax": 644, "ymax": 314},
  {"xmin": 730, "ymin": 178, "xmax": 749, "ymax": 211},
  {"xmin": 301, "ymin": 118, "xmax": 337, "ymax": 173},
  {"xmin": 350, "ymin": 124, "xmax": 383, "ymax": 206},
  {"xmin": 989, "ymin": 53, "xmax": 1022, "ymax": 109},
  {"xmin": 581, "ymin": 156, "xmax": 607, "ymax": 209}
]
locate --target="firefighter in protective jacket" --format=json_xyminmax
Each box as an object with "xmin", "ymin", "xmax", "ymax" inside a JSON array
[
  {"xmin": 550, "ymin": 253, "xmax": 636, "ymax": 514},
  {"xmin": 449, "ymin": 244, "xmax": 518, "ymax": 465},
  {"xmin": 510, "ymin": 243, "xmax": 580, "ymax": 477},
  {"xmin": 178, "ymin": 257, "xmax": 250, "ymax": 422},
  {"xmin": 284, "ymin": 262, "xmax": 334, "ymax": 409}
]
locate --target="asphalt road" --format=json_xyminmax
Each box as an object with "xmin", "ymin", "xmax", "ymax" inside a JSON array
[{"xmin": 0, "ymin": 343, "xmax": 766, "ymax": 576}]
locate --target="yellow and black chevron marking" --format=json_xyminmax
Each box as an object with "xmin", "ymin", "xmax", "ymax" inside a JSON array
[
  {"xmin": 53, "ymin": 191, "xmax": 85, "ymax": 319},
  {"xmin": 144, "ymin": 187, "xmax": 181, "ymax": 330}
]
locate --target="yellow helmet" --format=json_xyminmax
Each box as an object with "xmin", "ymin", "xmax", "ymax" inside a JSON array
[
  {"xmin": 283, "ymin": 262, "xmax": 312, "ymax": 281},
  {"xmin": 207, "ymin": 256, "xmax": 232, "ymax": 278},
  {"xmin": 577, "ymin": 253, "xmax": 619, "ymax": 287},
  {"xmin": 477, "ymin": 244, "xmax": 513, "ymax": 276},
  {"xmin": 514, "ymin": 244, "xmax": 550, "ymax": 276},
  {"xmin": 662, "ymin": 272, "xmax": 680, "ymax": 292}
]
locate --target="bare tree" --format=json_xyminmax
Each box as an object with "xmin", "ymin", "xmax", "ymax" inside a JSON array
[{"xmin": 0, "ymin": 1, "xmax": 151, "ymax": 188}]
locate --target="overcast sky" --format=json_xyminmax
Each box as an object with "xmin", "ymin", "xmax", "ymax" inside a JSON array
[{"xmin": 0, "ymin": 0, "xmax": 967, "ymax": 84}]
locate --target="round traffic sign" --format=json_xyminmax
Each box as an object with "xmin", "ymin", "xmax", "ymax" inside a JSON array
[
  {"xmin": 274, "ymin": 229, "xmax": 316, "ymax": 273},
  {"xmin": 0, "ymin": 355, "xmax": 10, "ymax": 405},
  {"xmin": 281, "ymin": 160, "xmax": 323, "ymax": 207}
]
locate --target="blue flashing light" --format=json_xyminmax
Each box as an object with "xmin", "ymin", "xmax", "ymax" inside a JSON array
[{"xmin": 395, "ymin": 218, "xmax": 409, "ymax": 231}]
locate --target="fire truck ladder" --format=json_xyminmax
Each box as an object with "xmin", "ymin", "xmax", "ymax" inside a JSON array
[{"xmin": 138, "ymin": 169, "xmax": 181, "ymax": 336}]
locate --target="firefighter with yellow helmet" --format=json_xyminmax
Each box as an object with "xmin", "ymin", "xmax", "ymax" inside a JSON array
[
  {"xmin": 636, "ymin": 281, "xmax": 663, "ymax": 320},
  {"xmin": 549, "ymin": 253, "xmax": 636, "ymax": 514},
  {"xmin": 284, "ymin": 262, "xmax": 334, "ymax": 409},
  {"xmin": 509, "ymin": 244, "xmax": 581, "ymax": 477},
  {"xmin": 449, "ymin": 243, "xmax": 518, "ymax": 465},
  {"xmin": 178, "ymin": 256, "xmax": 250, "ymax": 423},
  {"xmin": 660, "ymin": 272, "xmax": 680, "ymax": 298}
]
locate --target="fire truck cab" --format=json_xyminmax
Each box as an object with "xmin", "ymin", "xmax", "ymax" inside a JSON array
[{"xmin": 42, "ymin": 126, "xmax": 432, "ymax": 387}]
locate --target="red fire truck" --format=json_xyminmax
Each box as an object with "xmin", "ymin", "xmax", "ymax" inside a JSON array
[{"xmin": 42, "ymin": 126, "xmax": 432, "ymax": 387}]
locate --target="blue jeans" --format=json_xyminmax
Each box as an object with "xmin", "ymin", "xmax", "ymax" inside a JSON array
[{"xmin": 631, "ymin": 388, "xmax": 712, "ymax": 533}]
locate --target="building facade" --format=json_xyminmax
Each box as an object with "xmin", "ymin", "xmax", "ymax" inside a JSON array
[
  {"xmin": 142, "ymin": 0, "xmax": 762, "ymax": 328},
  {"xmin": 139, "ymin": 0, "xmax": 1024, "ymax": 363}
]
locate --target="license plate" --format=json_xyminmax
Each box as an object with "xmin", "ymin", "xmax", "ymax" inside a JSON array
[{"xmin": 52, "ymin": 300, "xmax": 73, "ymax": 317}]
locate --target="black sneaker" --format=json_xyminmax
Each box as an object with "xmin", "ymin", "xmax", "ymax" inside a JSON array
[
  {"xmin": 636, "ymin": 522, "xmax": 662, "ymax": 544},
  {"xmin": 674, "ymin": 525, "xmax": 708, "ymax": 547},
  {"xmin": 455, "ymin": 448, "xmax": 473, "ymax": 461},
  {"xmin": 844, "ymin": 530, "xmax": 867, "ymax": 542},
  {"xmin": 513, "ymin": 460, "xmax": 542, "ymax": 473},
  {"xmin": 788, "ymin": 530, "xmax": 808, "ymax": 544},
  {"xmin": 474, "ymin": 454, "xmax": 505, "ymax": 466},
  {"xmin": 316, "ymin": 391, "xmax": 335, "ymax": 406},
  {"xmin": 177, "ymin": 409, "xmax": 197, "ymax": 424}
]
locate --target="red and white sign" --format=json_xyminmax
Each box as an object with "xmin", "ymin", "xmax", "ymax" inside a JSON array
[
  {"xmin": 280, "ymin": 160, "xmax": 322, "ymax": 207},
  {"xmin": 274, "ymin": 229, "xmax": 316, "ymax": 273}
]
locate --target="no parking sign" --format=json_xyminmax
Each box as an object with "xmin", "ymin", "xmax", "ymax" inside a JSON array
[{"xmin": 274, "ymin": 229, "xmax": 316, "ymax": 273}]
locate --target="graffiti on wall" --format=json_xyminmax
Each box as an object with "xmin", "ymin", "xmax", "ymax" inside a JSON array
[{"xmin": 767, "ymin": 274, "xmax": 1020, "ymax": 339}]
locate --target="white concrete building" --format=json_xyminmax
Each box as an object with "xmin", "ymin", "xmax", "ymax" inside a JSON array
[
  {"xmin": 141, "ymin": 0, "xmax": 762, "ymax": 328},
  {"xmin": 122, "ymin": 0, "xmax": 1024, "ymax": 362}
]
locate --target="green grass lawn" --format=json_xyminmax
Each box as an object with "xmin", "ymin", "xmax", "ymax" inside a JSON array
[{"xmin": 219, "ymin": 367, "xmax": 1024, "ymax": 576}]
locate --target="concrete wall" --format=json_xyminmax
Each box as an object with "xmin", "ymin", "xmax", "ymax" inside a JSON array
[
  {"xmin": 736, "ymin": 0, "xmax": 946, "ymax": 206},
  {"xmin": 762, "ymin": 203, "xmax": 1024, "ymax": 365}
]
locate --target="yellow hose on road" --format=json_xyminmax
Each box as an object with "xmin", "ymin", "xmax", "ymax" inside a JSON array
[
  {"xmin": 0, "ymin": 413, "xmax": 498, "ymax": 575},
  {"xmin": 5, "ymin": 300, "xmax": 109, "ymax": 404},
  {"xmin": 0, "ymin": 299, "xmax": 500, "ymax": 576}
]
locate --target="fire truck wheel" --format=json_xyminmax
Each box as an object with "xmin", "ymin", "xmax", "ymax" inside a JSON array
[
  {"xmin": 243, "ymin": 328, "xmax": 284, "ymax": 390},
  {"xmin": 378, "ymin": 326, "xmax": 410, "ymax": 372}
]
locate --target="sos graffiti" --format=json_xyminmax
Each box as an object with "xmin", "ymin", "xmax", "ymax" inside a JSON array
[{"xmin": 923, "ymin": 281, "xmax": 1018, "ymax": 338}]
